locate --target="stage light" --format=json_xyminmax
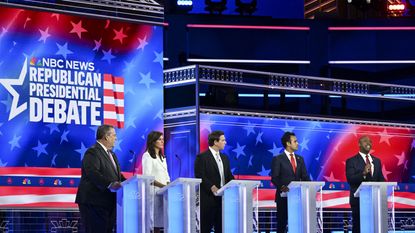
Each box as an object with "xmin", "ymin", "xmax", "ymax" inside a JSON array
[
  {"xmin": 177, "ymin": 0, "xmax": 193, "ymax": 6},
  {"xmin": 235, "ymin": 0, "xmax": 257, "ymax": 15},
  {"xmin": 387, "ymin": 3, "xmax": 405, "ymax": 16},
  {"xmin": 176, "ymin": 0, "xmax": 193, "ymax": 12},
  {"xmin": 205, "ymin": 0, "xmax": 227, "ymax": 14}
]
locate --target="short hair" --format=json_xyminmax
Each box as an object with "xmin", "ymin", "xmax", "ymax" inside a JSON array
[
  {"xmin": 208, "ymin": 130, "xmax": 225, "ymax": 146},
  {"xmin": 281, "ymin": 132, "xmax": 296, "ymax": 148},
  {"xmin": 96, "ymin": 125, "xmax": 114, "ymax": 140}
]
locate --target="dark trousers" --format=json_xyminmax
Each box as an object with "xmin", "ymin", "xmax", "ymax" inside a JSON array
[
  {"xmin": 350, "ymin": 199, "xmax": 360, "ymax": 233},
  {"xmin": 276, "ymin": 197, "xmax": 288, "ymax": 233},
  {"xmin": 201, "ymin": 196, "xmax": 222, "ymax": 233},
  {"xmin": 78, "ymin": 203, "xmax": 116, "ymax": 233}
]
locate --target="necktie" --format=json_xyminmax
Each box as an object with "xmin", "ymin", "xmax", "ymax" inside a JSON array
[
  {"xmin": 107, "ymin": 150, "xmax": 117, "ymax": 170},
  {"xmin": 365, "ymin": 155, "xmax": 372, "ymax": 175},
  {"xmin": 216, "ymin": 153, "xmax": 225, "ymax": 187},
  {"xmin": 290, "ymin": 153, "xmax": 296, "ymax": 173}
]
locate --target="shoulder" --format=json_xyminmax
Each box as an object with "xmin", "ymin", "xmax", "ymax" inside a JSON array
[
  {"xmin": 142, "ymin": 151, "xmax": 153, "ymax": 160},
  {"xmin": 272, "ymin": 153, "xmax": 284, "ymax": 161},
  {"xmin": 346, "ymin": 154, "xmax": 359, "ymax": 163}
]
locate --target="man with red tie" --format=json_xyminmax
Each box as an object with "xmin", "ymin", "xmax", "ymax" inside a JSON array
[
  {"xmin": 346, "ymin": 136, "xmax": 385, "ymax": 233},
  {"xmin": 271, "ymin": 132, "xmax": 310, "ymax": 233}
]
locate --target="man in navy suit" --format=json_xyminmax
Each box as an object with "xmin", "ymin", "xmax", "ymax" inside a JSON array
[
  {"xmin": 75, "ymin": 125, "xmax": 126, "ymax": 233},
  {"xmin": 271, "ymin": 132, "xmax": 310, "ymax": 233},
  {"xmin": 346, "ymin": 135, "xmax": 385, "ymax": 233},
  {"xmin": 194, "ymin": 130, "xmax": 234, "ymax": 233}
]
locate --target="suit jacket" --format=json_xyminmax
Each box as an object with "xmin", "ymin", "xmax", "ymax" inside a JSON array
[
  {"xmin": 194, "ymin": 150, "xmax": 234, "ymax": 203},
  {"xmin": 346, "ymin": 153, "xmax": 385, "ymax": 204},
  {"xmin": 75, "ymin": 143, "xmax": 126, "ymax": 207},
  {"xmin": 271, "ymin": 152, "xmax": 310, "ymax": 201}
]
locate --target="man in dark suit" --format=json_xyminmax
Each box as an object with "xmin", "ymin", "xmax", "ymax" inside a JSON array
[
  {"xmin": 346, "ymin": 135, "xmax": 385, "ymax": 233},
  {"xmin": 194, "ymin": 130, "xmax": 234, "ymax": 233},
  {"xmin": 75, "ymin": 124, "xmax": 126, "ymax": 233},
  {"xmin": 271, "ymin": 131, "xmax": 310, "ymax": 233}
]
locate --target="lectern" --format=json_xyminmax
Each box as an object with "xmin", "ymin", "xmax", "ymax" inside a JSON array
[
  {"xmin": 286, "ymin": 181, "xmax": 325, "ymax": 233},
  {"xmin": 215, "ymin": 180, "xmax": 260, "ymax": 233},
  {"xmin": 354, "ymin": 182, "xmax": 397, "ymax": 233},
  {"xmin": 156, "ymin": 178, "xmax": 202, "ymax": 233},
  {"xmin": 116, "ymin": 175, "xmax": 154, "ymax": 233}
]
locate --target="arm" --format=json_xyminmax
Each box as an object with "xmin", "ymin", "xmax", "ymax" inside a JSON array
[
  {"xmin": 142, "ymin": 154, "xmax": 166, "ymax": 188},
  {"xmin": 270, "ymin": 157, "xmax": 280, "ymax": 188},
  {"xmin": 377, "ymin": 159, "xmax": 385, "ymax": 181},
  {"xmin": 83, "ymin": 148, "xmax": 114, "ymax": 191},
  {"xmin": 194, "ymin": 154, "xmax": 215, "ymax": 194},
  {"xmin": 300, "ymin": 157, "xmax": 311, "ymax": 181},
  {"xmin": 346, "ymin": 158, "xmax": 365, "ymax": 185},
  {"xmin": 224, "ymin": 155, "xmax": 235, "ymax": 182}
]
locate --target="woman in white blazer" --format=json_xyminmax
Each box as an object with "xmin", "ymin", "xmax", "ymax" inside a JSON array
[{"xmin": 142, "ymin": 131, "xmax": 170, "ymax": 233}]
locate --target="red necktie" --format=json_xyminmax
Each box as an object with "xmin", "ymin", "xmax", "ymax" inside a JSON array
[
  {"xmin": 365, "ymin": 155, "xmax": 372, "ymax": 175},
  {"xmin": 290, "ymin": 153, "xmax": 296, "ymax": 173}
]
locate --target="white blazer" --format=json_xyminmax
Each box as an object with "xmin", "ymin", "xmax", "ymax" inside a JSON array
[{"xmin": 142, "ymin": 151, "xmax": 170, "ymax": 189}]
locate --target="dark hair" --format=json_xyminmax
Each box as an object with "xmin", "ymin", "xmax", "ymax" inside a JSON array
[
  {"xmin": 96, "ymin": 125, "xmax": 114, "ymax": 140},
  {"xmin": 281, "ymin": 132, "xmax": 296, "ymax": 148},
  {"xmin": 146, "ymin": 131, "xmax": 164, "ymax": 160},
  {"xmin": 208, "ymin": 130, "xmax": 224, "ymax": 147}
]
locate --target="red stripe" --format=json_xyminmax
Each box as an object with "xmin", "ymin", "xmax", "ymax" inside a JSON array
[
  {"xmin": 0, "ymin": 186, "xmax": 77, "ymax": 196},
  {"xmin": 328, "ymin": 26, "xmax": 415, "ymax": 31},
  {"xmin": 103, "ymin": 89, "xmax": 113, "ymax": 96},
  {"xmin": 0, "ymin": 202, "xmax": 78, "ymax": 208},
  {"xmin": 103, "ymin": 104, "xmax": 116, "ymax": 111},
  {"xmin": 103, "ymin": 119, "xmax": 117, "ymax": 126},
  {"xmin": 103, "ymin": 90, "xmax": 124, "ymax": 99},
  {"xmin": 0, "ymin": 167, "xmax": 81, "ymax": 176},
  {"xmin": 115, "ymin": 106, "xmax": 124, "ymax": 114},
  {"xmin": 237, "ymin": 175, "xmax": 271, "ymax": 180},
  {"xmin": 103, "ymin": 74, "xmax": 112, "ymax": 82},
  {"xmin": 113, "ymin": 91, "xmax": 124, "ymax": 99},
  {"xmin": 320, "ymin": 190, "xmax": 349, "ymax": 200},
  {"xmin": 113, "ymin": 76, "xmax": 124, "ymax": 85},
  {"xmin": 117, "ymin": 121, "xmax": 124, "ymax": 129},
  {"xmin": 187, "ymin": 24, "xmax": 310, "ymax": 31}
]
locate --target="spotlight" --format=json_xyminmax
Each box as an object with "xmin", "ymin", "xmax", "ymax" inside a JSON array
[
  {"xmin": 235, "ymin": 0, "xmax": 257, "ymax": 15},
  {"xmin": 387, "ymin": 3, "xmax": 405, "ymax": 17},
  {"xmin": 205, "ymin": 0, "xmax": 227, "ymax": 14},
  {"xmin": 177, "ymin": 0, "xmax": 193, "ymax": 12}
]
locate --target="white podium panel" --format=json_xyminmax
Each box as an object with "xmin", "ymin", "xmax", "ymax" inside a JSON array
[
  {"xmin": 157, "ymin": 178, "xmax": 201, "ymax": 233},
  {"xmin": 215, "ymin": 180, "xmax": 260, "ymax": 233},
  {"xmin": 287, "ymin": 181, "xmax": 325, "ymax": 233},
  {"xmin": 354, "ymin": 182, "xmax": 397, "ymax": 233},
  {"xmin": 116, "ymin": 175, "xmax": 154, "ymax": 233}
]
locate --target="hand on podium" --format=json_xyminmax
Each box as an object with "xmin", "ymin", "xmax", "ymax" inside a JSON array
[
  {"xmin": 211, "ymin": 185, "xmax": 219, "ymax": 195},
  {"xmin": 109, "ymin": 181, "xmax": 122, "ymax": 192}
]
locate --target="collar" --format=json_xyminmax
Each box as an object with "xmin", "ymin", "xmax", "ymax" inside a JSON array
[
  {"xmin": 359, "ymin": 152, "xmax": 373, "ymax": 162},
  {"xmin": 97, "ymin": 141, "xmax": 109, "ymax": 152},
  {"xmin": 209, "ymin": 147, "xmax": 220, "ymax": 157}
]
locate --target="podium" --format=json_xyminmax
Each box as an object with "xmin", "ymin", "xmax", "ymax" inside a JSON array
[
  {"xmin": 354, "ymin": 182, "xmax": 397, "ymax": 233},
  {"xmin": 286, "ymin": 181, "xmax": 325, "ymax": 233},
  {"xmin": 215, "ymin": 180, "xmax": 260, "ymax": 233},
  {"xmin": 156, "ymin": 178, "xmax": 202, "ymax": 233},
  {"xmin": 116, "ymin": 175, "xmax": 154, "ymax": 233}
]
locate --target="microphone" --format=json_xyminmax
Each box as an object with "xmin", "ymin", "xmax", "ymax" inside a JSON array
[
  {"xmin": 175, "ymin": 154, "xmax": 182, "ymax": 178},
  {"xmin": 234, "ymin": 154, "xmax": 240, "ymax": 180},
  {"xmin": 129, "ymin": 150, "xmax": 137, "ymax": 175}
]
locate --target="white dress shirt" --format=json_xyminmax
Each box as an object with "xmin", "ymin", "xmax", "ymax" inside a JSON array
[
  {"xmin": 359, "ymin": 152, "xmax": 374, "ymax": 176},
  {"xmin": 284, "ymin": 149, "xmax": 297, "ymax": 167},
  {"xmin": 209, "ymin": 147, "xmax": 225, "ymax": 187}
]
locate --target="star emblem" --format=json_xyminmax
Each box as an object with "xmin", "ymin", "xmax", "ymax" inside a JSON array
[
  {"xmin": 113, "ymin": 27, "xmax": 127, "ymax": 44},
  {"xmin": 153, "ymin": 51, "xmax": 163, "ymax": 67},
  {"xmin": 93, "ymin": 38, "xmax": 102, "ymax": 51},
  {"xmin": 257, "ymin": 165, "xmax": 271, "ymax": 176},
  {"xmin": 382, "ymin": 164, "xmax": 392, "ymax": 180},
  {"xmin": 323, "ymin": 172, "xmax": 340, "ymax": 182},
  {"xmin": 137, "ymin": 35, "xmax": 148, "ymax": 50},
  {"xmin": 101, "ymin": 49, "xmax": 115, "ymax": 64},
  {"xmin": 38, "ymin": 27, "xmax": 51, "ymax": 43},
  {"xmin": 8, "ymin": 134, "xmax": 21, "ymax": 151},
  {"xmin": 394, "ymin": 152, "xmax": 406, "ymax": 166},
  {"xmin": 378, "ymin": 128, "xmax": 392, "ymax": 146},
  {"xmin": 243, "ymin": 121, "xmax": 255, "ymax": 136},
  {"xmin": 281, "ymin": 122, "xmax": 295, "ymax": 132},
  {"xmin": 268, "ymin": 143, "xmax": 283, "ymax": 156},
  {"xmin": 56, "ymin": 42, "xmax": 73, "ymax": 59},
  {"xmin": 46, "ymin": 123, "xmax": 60, "ymax": 134},
  {"xmin": 255, "ymin": 131, "xmax": 263, "ymax": 145},
  {"xmin": 70, "ymin": 20, "xmax": 87, "ymax": 39},
  {"xmin": 75, "ymin": 142, "xmax": 88, "ymax": 161},
  {"xmin": 232, "ymin": 143, "xmax": 246, "ymax": 159},
  {"xmin": 0, "ymin": 57, "xmax": 28, "ymax": 120},
  {"xmin": 60, "ymin": 130, "xmax": 70, "ymax": 144},
  {"xmin": 139, "ymin": 72, "xmax": 155, "ymax": 89},
  {"xmin": 300, "ymin": 137, "xmax": 310, "ymax": 152},
  {"xmin": 32, "ymin": 140, "xmax": 48, "ymax": 157}
]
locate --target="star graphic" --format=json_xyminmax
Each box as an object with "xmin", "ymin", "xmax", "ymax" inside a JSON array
[
  {"xmin": 255, "ymin": 131, "xmax": 263, "ymax": 145},
  {"xmin": 137, "ymin": 35, "xmax": 148, "ymax": 50},
  {"xmin": 23, "ymin": 17, "xmax": 31, "ymax": 29},
  {"xmin": 46, "ymin": 123, "xmax": 60, "ymax": 134},
  {"xmin": 200, "ymin": 121, "xmax": 213, "ymax": 133},
  {"xmin": 123, "ymin": 60, "xmax": 136, "ymax": 73},
  {"xmin": 93, "ymin": 38, "xmax": 102, "ymax": 51},
  {"xmin": 382, "ymin": 165, "xmax": 392, "ymax": 180},
  {"xmin": 32, "ymin": 140, "xmax": 48, "ymax": 157},
  {"xmin": 125, "ymin": 117, "xmax": 136, "ymax": 129},
  {"xmin": 324, "ymin": 172, "xmax": 340, "ymax": 182},
  {"xmin": 143, "ymin": 95, "xmax": 153, "ymax": 106},
  {"xmin": 113, "ymin": 27, "xmax": 127, "ymax": 44},
  {"xmin": 311, "ymin": 121, "xmax": 322, "ymax": 129},
  {"xmin": 0, "ymin": 57, "xmax": 28, "ymax": 120},
  {"xmin": 0, "ymin": 27, "xmax": 7, "ymax": 38},
  {"xmin": 139, "ymin": 72, "xmax": 155, "ymax": 89},
  {"xmin": 243, "ymin": 121, "xmax": 255, "ymax": 136},
  {"xmin": 8, "ymin": 134, "xmax": 21, "ymax": 151},
  {"xmin": 257, "ymin": 165, "xmax": 271, "ymax": 176},
  {"xmin": 56, "ymin": 42, "xmax": 73, "ymax": 59},
  {"xmin": 75, "ymin": 142, "xmax": 88, "ymax": 161},
  {"xmin": 394, "ymin": 152, "xmax": 406, "ymax": 166},
  {"xmin": 281, "ymin": 122, "xmax": 295, "ymax": 132},
  {"xmin": 51, "ymin": 154, "xmax": 58, "ymax": 166},
  {"xmin": 315, "ymin": 150, "xmax": 322, "ymax": 161},
  {"xmin": 268, "ymin": 143, "xmax": 283, "ymax": 156},
  {"xmin": 232, "ymin": 143, "xmax": 246, "ymax": 159},
  {"xmin": 113, "ymin": 138, "xmax": 123, "ymax": 152},
  {"xmin": 411, "ymin": 139, "xmax": 415, "ymax": 151},
  {"xmin": 378, "ymin": 128, "xmax": 392, "ymax": 146},
  {"xmin": 0, "ymin": 94, "xmax": 12, "ymax": 112},
  {"xmin": 153, "ymin": 109, "xmax": 163, "ymax": 120},
  {"xmin": 300, "ymin": 137, "xmax": 310, "ymax": 152},
  {"xmin": 38, "ymin": 27, "xmax": 51, "ymax": 43},
  {"xmin": 0, "ymin": 159, "xmax": 8, "ymax": 167},
  {"xmin": 153, "ymin": 51, "xmax": 163, "ymax": 67},
  {"xmin": 248, "ymin": 154, "xmax": 254, "ymax": 166},
  {"xmin": 51, "ymin": 13, "xmax": 60, "ymax": 20},
  {"xmin": 0, "ymin": 122, "xmax": 3, "ymax": 136},
  {"xmin": 60, "ymin": 130, "xmax": 70, "ymax": 144},
  {"xmin": 70, "ymin": 20, "xmax": 87, "ymax": 39},
  {"xmin": 101, "ymin": 49, "xmax": 115, "ymax": 64}
]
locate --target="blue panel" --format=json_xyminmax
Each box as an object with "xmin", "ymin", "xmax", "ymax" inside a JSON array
[
  {"xmin": 359, "ymin": 187, "xmax": 374, "ymax": 233},
  {"xmin": 168, "ymin": 185, "xmax": 184, "ymax": 233},
  {"xmin": 223, "ymin": 186, "xmax": 240, "ymax": 232},
  {"xmin": 120, "ymin": 181, "xmax": 140, "ymax": 233},
  {"xmin": 287, "ymin": 187, "xmax": 303, "ymax": 233}
]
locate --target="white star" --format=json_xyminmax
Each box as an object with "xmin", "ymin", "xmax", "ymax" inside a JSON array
[
  {"xmin": 378, "ymin": 128, "xmax": 392, "ymax": 146},
  {"xmin": 382, "ymin": 164, "xmax": 392, "ymax": 180},
  {"xmin": 255, "ymin": 131, "xmax": 263, "ymax": 145},
  {"xmin": 232, "ymin": 143, "xmax": 246, "ymax": 159},
  {"xmin": 268, "ymin": 143, "xmax": 283, "ymax": 156},
  {"xmin": 139, "ymin": 72, "xmax": 155, "ymax": 89},
  {"xmin": 281, "ymin": 122, "xmax": 295, "ymax": 132},
  {"xmin": 0, "ymin": 57, "xmax": 28, "ymax": 120},
  {"xmin": 394, "ymin": 152, "xmax": 406, "ymax": 166},
  {"xmin": 153, "ymin": 51, "xmax": 163, "ymax": 67},
  {"xmin": 137, "ymin": 35, "xmax": 148, "ymax": 51},
  {"xmin": 114, "ymin": 139, "xmax": 123, "ymax": 152},
  {"xmin": 153, "ymin": 109, "xmax": 163, "ymax": 120},
  {"xmin": 38, "ymin": 27, "xmax": 51, "ymax": 43},
  {"xmin": 324, "ymin": 172, "xmax": 340, "ymax": 182},
  {"xmin": 243, "ymin": 121, "xmax": 255, "ymax": 136},
  {"xmin": 257, "ymin": 165, "xmax": 271, "ymax": 176},
  {"xmin": 8, "ymin": 134, "xmax": 21, "ymax": 151},
  {"xmin": 300, "ymin": 137, "xmax": 310, "ymax": 152}
]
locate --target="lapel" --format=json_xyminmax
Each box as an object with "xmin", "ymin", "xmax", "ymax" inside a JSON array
[
  {"xmin": 207, "ymin": 150, "xmax": 220, "ymax": 176},
  {"xmin": 96, "ymin": 143, "xmax": 119, "ymax": 176},
  {"xmin": 356, "ymin": 154, "xmax": 366, "ymax": 170},
  {"xmin": 281, "ymin": 153, "xmax": 296, "ymax": 176}
]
